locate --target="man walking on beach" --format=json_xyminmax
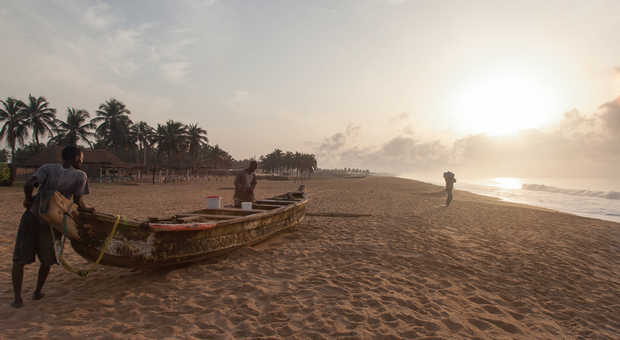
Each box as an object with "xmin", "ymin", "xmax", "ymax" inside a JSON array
[
  {"xmin": 11, "ymin": 146, "xmax": 94, "ymax": 308},
  {"xmin": 234, "ymin": 160, "xmax": 258, "ymax": 208},
  {"xmin": 443, "ymin": 171, "xmax": 456, "ymax": 207}
]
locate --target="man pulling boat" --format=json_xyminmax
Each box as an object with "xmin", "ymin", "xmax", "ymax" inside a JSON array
[{"xmin": 11, "ymin": 146, "xmax": 94, "ymax": 308}]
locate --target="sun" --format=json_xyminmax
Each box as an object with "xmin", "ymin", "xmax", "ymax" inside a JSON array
[{"xmin": 454, "ymin": 74, "xmax": 558, "ymax": 136}]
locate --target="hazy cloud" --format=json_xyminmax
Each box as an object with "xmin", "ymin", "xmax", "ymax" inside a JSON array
[
  {"xmin": 161, "ymin": 61, "xmax": 191, "ymax": 83},
  {"xmin": 82, "ymin": 2, "xmax": 116, "ymax": 31},
  {"xmin": 186, "ymin": 0, "xmax": 219, "ymax": 9},
  {"xmin": 386, "ymin": 0, "xmax": 409, "ymax": 5},
  {"xmin": 345, "ymin": 124, "xmax": 361, "ymax": 138},
  {"xmin": 319, "ymin": 133, "xmax": 347, "ymax": 153},
  {"xmin": 389, "ymin": 112, "xmax": 409, "ymax": 123},
  {"xmin": 402, "ymin": 124, "xmax": 414, "ymax": 136},
  {"xmin": 598, "ymin": 96, "xmax": 620, "ymax": 134},
  {"xmin": 320, "ymin": 96, "xmax": 620, "ymax": 177}
]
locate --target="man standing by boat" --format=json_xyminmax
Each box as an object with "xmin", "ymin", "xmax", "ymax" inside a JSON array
[
  {"xmin": 443, "ymin": 171, "xmax": 456, "ymax": 207},
  {"xmin": 11, "ymin": 146, "xmax": 94, "ymax": 308},
  {"xmin": 234, "ymin": 160, "xmax": 258, "ymax": 208}
]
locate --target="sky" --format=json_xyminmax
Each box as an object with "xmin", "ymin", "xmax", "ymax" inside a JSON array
[{"xmin": 1, "ymin": 0, "xmax": 619, "ymax": 178}]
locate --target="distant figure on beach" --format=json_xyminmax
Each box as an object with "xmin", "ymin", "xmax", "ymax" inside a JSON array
[
  {"xmin": 11, "ymin": 146, "xmax": 94, "ymax": 308},
  {"xmin": 234, "ymin": 160, "xmax": 258, "ymax": 208},
  {"xmin": 443, "ymin": 171, "xmax": 456, "ymax": 207}
]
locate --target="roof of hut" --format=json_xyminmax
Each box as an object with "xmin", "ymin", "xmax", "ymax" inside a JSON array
[{"xmin": 21, "ymin": 147, "xmax": 138, "ymax": 168}]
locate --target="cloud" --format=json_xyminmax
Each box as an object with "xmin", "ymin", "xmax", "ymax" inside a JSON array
[
  {"xmin": 161, "ymin": 61, "xmax": 191, "ymax": 82},
  {"xmin": 319, "ymin": 133, "xmax": 347, "ymax": 153},
  {"xmin": 402, "ymin": 125, "xmax": 414, "ymax": 136},
  {"xmin": 318, "ymin": 123, "xmax": 361, "ymax": 156},
  {"xmin": 386, "ymin": 0, "xmax": 408, "ymax": 5},
  {"xmin": 598, "ymin": 96, "xmax": 620, "ymax": 136},
  {"xmin": 186, "ymin": 0, "xmax": 219, "ymax": 9},
  {"xmin": 318, "ymin": 96, "xmax": 620, "ymax": 177},
  {"xmin": 344, "ymin": 124, "xmax": 361, "ymax": 138},
  {"xmin": 445, "ymin": 99, "xmax": 620, "ymax": 177},
  {"xmin": 82, "ymin": 2, "xmax": 116, "ymax": 31},
  {"xmin": 389, "ymin": 112, "xmax": 409, "ymax": 123}
]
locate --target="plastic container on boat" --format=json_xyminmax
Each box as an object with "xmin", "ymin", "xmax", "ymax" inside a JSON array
[
  {"xmin": 207, "ymin": 196, "xmax": 223, "ymax": 209},
  {"xmin": 241, "ymin": 202, "xmax": 253, "ymax": 210}
]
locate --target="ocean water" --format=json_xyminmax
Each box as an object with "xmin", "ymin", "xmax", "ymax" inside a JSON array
[{"xmin": 401, "ymin": 175, "xmax": 620, "ymax": 223}]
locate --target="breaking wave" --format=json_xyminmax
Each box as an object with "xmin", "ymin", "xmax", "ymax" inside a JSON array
[{"xmin": 522, "ymin": 184, "xmax": 620, "ymax": 200}]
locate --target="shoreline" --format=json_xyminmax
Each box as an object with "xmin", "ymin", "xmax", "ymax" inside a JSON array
[{"xmin": 397, "ymin": 175, "xmax": 620, "ymax": 224}]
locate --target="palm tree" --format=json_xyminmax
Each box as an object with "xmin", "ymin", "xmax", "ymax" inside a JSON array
[
  {"xmin": 0, "ymin": 97, "xmax": 29, "ymax": 184},
  {"xmin": 154, "ymin": 120, "xmax": 187, "ymax": 164},
  {"xmin": 50, "ymin": 108, "xmax": 95, "ymax": 147},
  {"xmin": 91, "ymin": 98, "xmax": 133, "ymax": 152},
  {"xmin": 206, "ymin": 144, "xmax": 234, "ymax": 169},
  {"xmin": 21, "ymin": 94, "xmax": 56, "ymax": 145},
  {"xmin": 0, "ymin": 98, "xmax": 29, "ymax": 163},
  {"xmin": 186, "ymin": 123, "xmax": 208, "ymax": 167},
  {"xmin": 131, "ymin": 121, "xmax": 154, "ymax": 166}
]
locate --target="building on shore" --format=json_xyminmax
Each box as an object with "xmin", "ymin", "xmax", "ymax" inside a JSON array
[{"xmin": 19, "ymin": 147, "xmax": 140, "ymax": 183}]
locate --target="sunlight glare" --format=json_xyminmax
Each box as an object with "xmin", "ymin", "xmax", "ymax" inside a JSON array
[
  {"xmin": 455, "ymin": 74, "xmax": 558, "ymax": 136},
  {"xmin": 492, "ymin": 177, "xmax": 523, "ymax": 190}
]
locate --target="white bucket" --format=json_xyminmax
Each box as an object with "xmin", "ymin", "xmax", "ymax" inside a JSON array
[
  {"xmin": 207, "ymin": 196, "xmax": 222, "ymax": 209},
  {"xmin": 241, "ymin": 202, "xmax": 253, "ymax": 210}
]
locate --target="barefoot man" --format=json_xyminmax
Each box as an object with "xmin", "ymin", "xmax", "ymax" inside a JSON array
[
  {"xmin": 234, "ymin": 160, "xmax": 258, "ymax": 208},
  {"xmin": 443, "ymin": 171, "xmax": 456, "ymax": 207},
  {"xmin": 11, "ymin": 146, "xmax": 94, "ymax": 308}
]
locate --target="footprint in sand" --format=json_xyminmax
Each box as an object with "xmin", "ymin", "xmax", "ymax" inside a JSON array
[
  {"xmin": 468, "ymin": 296, "xmax": 490, "ymax": 305},
  {"xmin": 483, "ymin": 305, "xmax": 504, "ymax": 315},
  {"xmin": 468, "ymin": 318, "xmax": 492, "ymax": 330},
  {"xmin": 442, "ymin": 318, "xmax": 464, "ymax": 331},
  {"xmin": 481, "ymin": 317, "xmax": 522, "ymax": 334},
  {"xmin": 509, "ymin": 311, "xmax": 525, "ymax": 320}
]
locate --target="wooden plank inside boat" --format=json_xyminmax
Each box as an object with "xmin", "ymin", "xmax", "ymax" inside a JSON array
[
  {"xmin": 174, "ymin": 215, "xmax": 238, "ymax": 223},
  {"xmin": 255, "ymin": 200, "xmax": 297, "ymax": 205},
  {"xmin": 174, "ymin": 213, "xmax": 240, "ymax": 220},
  {"xmin": 191, "ymin": 208, "xmax": 264, "ymax": 216},
  {"xmin": 251, "ymin": 204, "xmax": 283, "ymax": 210}
]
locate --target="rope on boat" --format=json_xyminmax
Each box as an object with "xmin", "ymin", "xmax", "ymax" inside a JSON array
[{"xmin": 51, "ymin": 214, "xmax": 121, "ymax": 278}]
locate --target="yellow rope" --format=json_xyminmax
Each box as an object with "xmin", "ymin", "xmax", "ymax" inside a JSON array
[{"xmin": 58, "ymin": 215, "xmax": 121, "ymax": 278}]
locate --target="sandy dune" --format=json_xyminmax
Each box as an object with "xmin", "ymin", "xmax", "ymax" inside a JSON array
[{"xmin": 1, "ymin": 176, "xmax": 618, "ymax": 339}]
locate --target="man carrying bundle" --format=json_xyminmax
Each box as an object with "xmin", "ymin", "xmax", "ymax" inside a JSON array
[
  {"xmin": 443, "ymin": 171, "xmax": 456, "ymax": 207},
  {"xmin": 234, "ymin": 160, "xmax": 258, "ymax": 208},
  {"xmin": 11, "ymin": 146, "xmax": 94, "ymax": 308}
]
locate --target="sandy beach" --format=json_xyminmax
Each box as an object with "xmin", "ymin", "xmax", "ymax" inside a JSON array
[{"xmin": 0, "ymin": 176, "xmax": 618, "ymax": 339}]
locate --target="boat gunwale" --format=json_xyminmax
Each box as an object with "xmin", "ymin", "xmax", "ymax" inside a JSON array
[{"xmin": 147, "ymin": 197, "xmax": 307, "ymax": 232}]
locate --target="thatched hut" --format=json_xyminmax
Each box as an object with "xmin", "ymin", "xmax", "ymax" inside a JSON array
[{"xmin": 19, "ymin": 147, "xmax": 140, "ymax": 182}]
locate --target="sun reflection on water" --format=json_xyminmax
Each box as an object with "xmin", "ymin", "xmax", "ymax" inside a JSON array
[{"xmin": 492, "ymin": 177, "xmax": 523, "ymax": 190}]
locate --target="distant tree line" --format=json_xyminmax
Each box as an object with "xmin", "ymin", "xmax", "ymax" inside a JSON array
[
  {"xmin": 314, "ymin": 168, "xmax": 371, "ymax": 177},
  {"xmin": 0, "ymin": 95, "xmax": 238, "ymax": 184},
  {"xmin": 259, "ymin": 149, "xmax": 317, "ymax": 177},
  {"xmin": 1, "ymin": 94, "xmax": 328, "ymax": 185}
]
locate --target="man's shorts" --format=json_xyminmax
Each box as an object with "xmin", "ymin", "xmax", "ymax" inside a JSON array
[{"xmin": 12, "ymin": 210, "xmax": 57, "ymax": 266}]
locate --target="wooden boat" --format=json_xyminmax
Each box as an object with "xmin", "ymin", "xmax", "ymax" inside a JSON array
[{"xmin": 69, "ymin": 191, "xmax": 307, "ymax": 268}]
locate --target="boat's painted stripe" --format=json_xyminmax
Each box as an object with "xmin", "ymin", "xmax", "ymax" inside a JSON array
[{"xmin": 149, "ymin": 222, "xmax": 218, "ymax": 231}]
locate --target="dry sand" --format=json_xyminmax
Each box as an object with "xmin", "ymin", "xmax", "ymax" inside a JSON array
[{"xmin": 0, "ymin": 176, "xmax": 618, "ymax": 339}]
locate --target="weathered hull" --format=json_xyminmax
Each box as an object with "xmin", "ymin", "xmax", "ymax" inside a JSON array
[{"xmin": 71, "ymin": 194, "xmax": 307, "ymax": 268}]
